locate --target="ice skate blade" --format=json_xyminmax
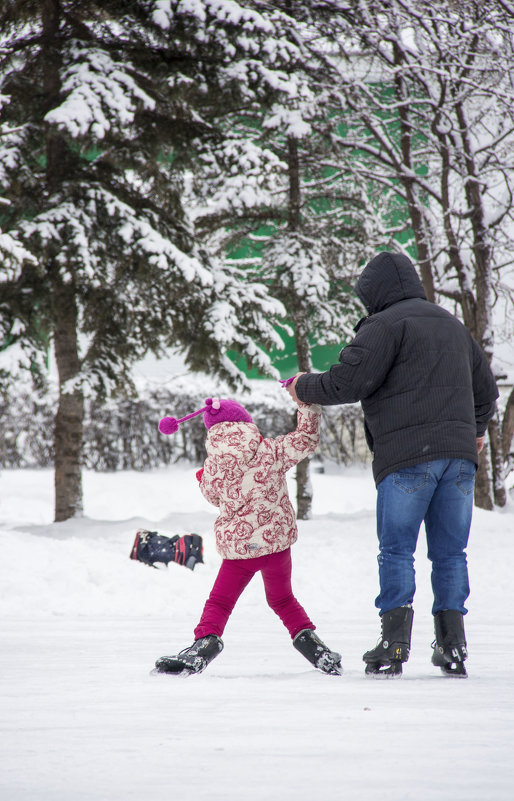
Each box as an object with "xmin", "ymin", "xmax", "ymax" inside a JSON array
[
  {"xmin": 316, "ymin": 653, "xmax": 343, "ymax": 676},
  {"xmin": 439, "ymin": 663, "xmax": 468, "ymax": 678},
  {"xmin": 150, "ymin": 666, "xmax": 194, "ymax": 677},
  {"xmin": 364, "ymin": 662, "xmax": 403, "ymax": 679},
  {"xmin": 153, "ymin": 655, "xmax": 199, "ymax": 675},
  {"xmin": 319, "ymin": 664, "xmax": 343, "ymax": 676}
]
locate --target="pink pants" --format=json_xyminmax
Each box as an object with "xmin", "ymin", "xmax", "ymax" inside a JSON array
[{"xmin": 194, "ymin": 548, "xmax": 315, "ymax": 640}]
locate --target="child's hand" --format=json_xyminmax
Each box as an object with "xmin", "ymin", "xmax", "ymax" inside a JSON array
[
  {"xmin": 282, "ymin": 373, "xmax": 305, "ymax": 404},
  {"xmin": 196, "ymin": 468, "xmax": 204, "ymax": 482}
]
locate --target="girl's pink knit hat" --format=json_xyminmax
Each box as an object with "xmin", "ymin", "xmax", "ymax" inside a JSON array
[{"xmin": 158, "ymin": 398, "xmax": 253, "ymax": 435}]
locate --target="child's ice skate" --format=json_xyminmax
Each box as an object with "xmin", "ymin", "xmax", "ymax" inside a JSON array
[
  {"xmin": 293, "ymin": 629, "xmax": 343, "ymax": 675},
  {"xmin": 152, "ymin": 635, "xmax": 223, "ymax": 676}
]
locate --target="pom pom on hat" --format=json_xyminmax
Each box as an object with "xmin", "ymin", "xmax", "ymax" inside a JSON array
[
  {"xmin": 158, "ymin": 417, "xmax": 179, "ymax": 435},
  {"xmin": 158, "ymin": 397, "xmax": 253, "ymax": 435}
]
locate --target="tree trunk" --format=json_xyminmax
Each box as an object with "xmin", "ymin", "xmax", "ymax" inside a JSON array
[
  {"xmin": 42, "ymin": 0, "xmax": 84, "ymax": 521},
  {"xmin": 293, "ymin": 311, "xmax": 314, "ymax": 520},
  {"xmin": 53, "ymin": 279, "xmax": 84, "ymax": 521},
  {"xmin": 287, "ymin": 137, "xmax": 301, "ymax": 231},
  {"xmin": 501, "ymin": 387, "xmax": 514, "ymax": 459},
  {"xmin": 287, "ymin": 135, "xmax": 314, "ymax": 520},
  {"xmin": 474, "ymin": 445, "xmax": 493, "ymax": 511},
  {"xmin": 392, "ymin": 42, "xmax": 435, "ymax": 303},
  {"xmin": 501, "ymin": 388, "xmax": 514, "ymax": 495},
  {"xmin": 488, "ymin": 411, "xmax": 506, "ymax": 508},
  {"xmin": 454, "ymin": 92, "xmax": 501, "ymax": 509},
  {"xmin": 296, "ymin": 456, "xmax": 314, "ymax": 521}
]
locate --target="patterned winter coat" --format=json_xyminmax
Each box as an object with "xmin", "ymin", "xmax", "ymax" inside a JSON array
[{"xmin": 198, "ymin": 403, "xmax": 321, "ymax": 560}]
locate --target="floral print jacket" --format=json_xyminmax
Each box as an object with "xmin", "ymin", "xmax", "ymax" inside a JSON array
[{"xmin": 198, "ymin": 403, "xmax": 321, "ymax": 560}]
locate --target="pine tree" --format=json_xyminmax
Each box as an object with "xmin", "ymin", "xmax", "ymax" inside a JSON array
[
  {"xmin": 191, "ymin": 1, "xmax": 385, "ymax": 517},
  {"xmin": 0, "ymin": 0, "xmax": 295, "ymax": 520}
]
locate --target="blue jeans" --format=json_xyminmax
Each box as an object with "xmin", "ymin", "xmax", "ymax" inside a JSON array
[{"xmin": 375, "ymin": 459, "xmax": 475, "ymax": 616}]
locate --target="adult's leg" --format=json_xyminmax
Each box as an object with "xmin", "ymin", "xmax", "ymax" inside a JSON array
[
  {"xmin": 260, "ymin": 548, "xmax": 315, "ymax": 638},
  {"xmin": 194, "ymin": 558, "xmax": 258, "ymax": 639},
  {"xmin": 375, "ymin": 463, "xmax": 436, "ymax": 615},
  {"xmin": 425, "ymin": 459, "xmax": 474, "ymax": 615}
]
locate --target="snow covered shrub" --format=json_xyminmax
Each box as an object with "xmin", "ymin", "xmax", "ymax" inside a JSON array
[
  {"xmin": 320, "ymin": 405, "xmax": 370, "ymax": 465},
  {"xmin": 82, "ymin": 379, "xmax": 368, "ymax": 470},
  {"xmin": 0, "ymin": 377, "xmax": 54, "ymax": 468},
  {"xmin": 0, "ymin": 373, "xmax": 368, "ymax": 470}
]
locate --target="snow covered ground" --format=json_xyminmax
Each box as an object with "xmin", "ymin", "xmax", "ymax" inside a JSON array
[{"xmin": 1, "ymin": 463, "xmax": 513, "ymax": 801}]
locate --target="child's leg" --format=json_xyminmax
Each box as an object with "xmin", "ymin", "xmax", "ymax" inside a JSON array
[
  {"xmin": 194, "ymin": 558, "xmax": 258, "ymax": 639},
  {"xmin": 260, "ymin": 548, "xmax": 315, "ymax": 639}
]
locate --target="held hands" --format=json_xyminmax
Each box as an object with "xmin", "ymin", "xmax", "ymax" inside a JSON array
[{"xmin": 279, "ymin": 373, "xmax": 306, "ymax": 404}]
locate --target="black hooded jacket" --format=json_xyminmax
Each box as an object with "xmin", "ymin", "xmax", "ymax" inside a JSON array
[{"xmin": 295, "ymin": 252, "xmax": 499, "ymax": 485}]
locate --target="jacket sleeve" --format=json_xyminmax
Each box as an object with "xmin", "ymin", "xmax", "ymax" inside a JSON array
[
  {"xmin": 470, "ymin": 337, "xmax": 499, "ymax": 435},
  {"xmin": 295, "ymin": 316, "xmax": 397, "ymax": 405},
  {"xmin": 271, "ymin": 403, "xmax": 321, "ymax": 471},
  {"xmin": 197, "ymin": 460, "xmax": 220, "ymax": 507}
]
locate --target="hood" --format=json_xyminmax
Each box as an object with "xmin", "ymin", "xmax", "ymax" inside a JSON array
[
  {"xmin": 355, "ymin": 252, "xmax": 426, "ymax": 315},
  {"xmin": 205, "ymin": 421, "xmax": 262, "ymax": 464}
]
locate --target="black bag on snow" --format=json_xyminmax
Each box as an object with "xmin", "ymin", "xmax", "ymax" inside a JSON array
[{"xmin": 130, "ymin": 529, "xmax": 203, "ymax": 570}]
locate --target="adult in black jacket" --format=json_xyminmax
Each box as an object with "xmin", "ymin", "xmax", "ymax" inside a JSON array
[{"xmin": 286, "ymin": 252, "xmax": 498, "ymax": 677}]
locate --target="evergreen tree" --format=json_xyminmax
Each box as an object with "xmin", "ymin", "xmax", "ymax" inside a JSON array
[
  {"xmin": 0, "ymin": 0, "xmax": 296, "ymax": 520},
  {"xmin": 190, "ymin": 1, "xmax": 385, "ymax": 517}
]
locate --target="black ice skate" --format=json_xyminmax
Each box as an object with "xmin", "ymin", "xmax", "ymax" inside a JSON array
[
  {"xmin": 293, "ymin": 629, "xmax": 343, "ymax": 675},
  {"xmin": 130, "ymin": 529, "xmax": 203, "ymax": 570},
  {"xmin": 153, "ymin": 635, "xmax": 224, "ymax": 676},
  {"xmin": 363, "ymin": 606, "xmax": 414, "ymax": 678},
  {"xmin": 431, "ymin": 610, "xmax": 468, "ymax": 678}
]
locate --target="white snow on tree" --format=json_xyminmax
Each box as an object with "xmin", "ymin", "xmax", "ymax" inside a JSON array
[
  {"xmin": 0, "ymin": 0, "xmax": 306, "ymax": 520},
  {"xmin": 311, "ymin": 0, "xmax": 514, "ymax": 509}
]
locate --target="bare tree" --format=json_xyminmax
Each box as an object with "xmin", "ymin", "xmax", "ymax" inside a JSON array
[{"xmin": 324, "ymin": 0, "xmax": 514, "ymax": 507}]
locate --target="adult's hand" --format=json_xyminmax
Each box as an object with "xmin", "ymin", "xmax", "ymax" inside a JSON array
[
  {"xmin": 476, "ymin": 436, "xmax": 485, "ymax": 454},
  {"xmin": 284, "ymin": 372, "xmax": 305, "ymax": 404}
]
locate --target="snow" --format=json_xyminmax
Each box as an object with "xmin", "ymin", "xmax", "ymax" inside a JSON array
[
  {"xmin": 152, "ymin": 0, "xmax": 274, "ymax": 35},
  {"xmin": 0, "ymin": 230, "xmax": 36, "ymax": 273},
  {"xmin": 1, "ymin": 463, "xmax": 513, "ymax": 800},
  {"xmin": 44, "ymin": 46, "xmax": 156, "ymax": 140},
  {"xmin": 263, "ymin": 107, "xmax": 312, "ymax": 137}
]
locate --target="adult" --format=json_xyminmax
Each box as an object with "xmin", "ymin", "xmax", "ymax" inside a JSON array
[{"xmin": 286, "ymin": 251, "xmax": 498, "ymax": 678}]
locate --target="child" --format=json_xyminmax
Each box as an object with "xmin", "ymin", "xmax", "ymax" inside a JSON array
[{"xmin": 153, "ymin": 396, "xmax": 342, "ymax": 676}]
